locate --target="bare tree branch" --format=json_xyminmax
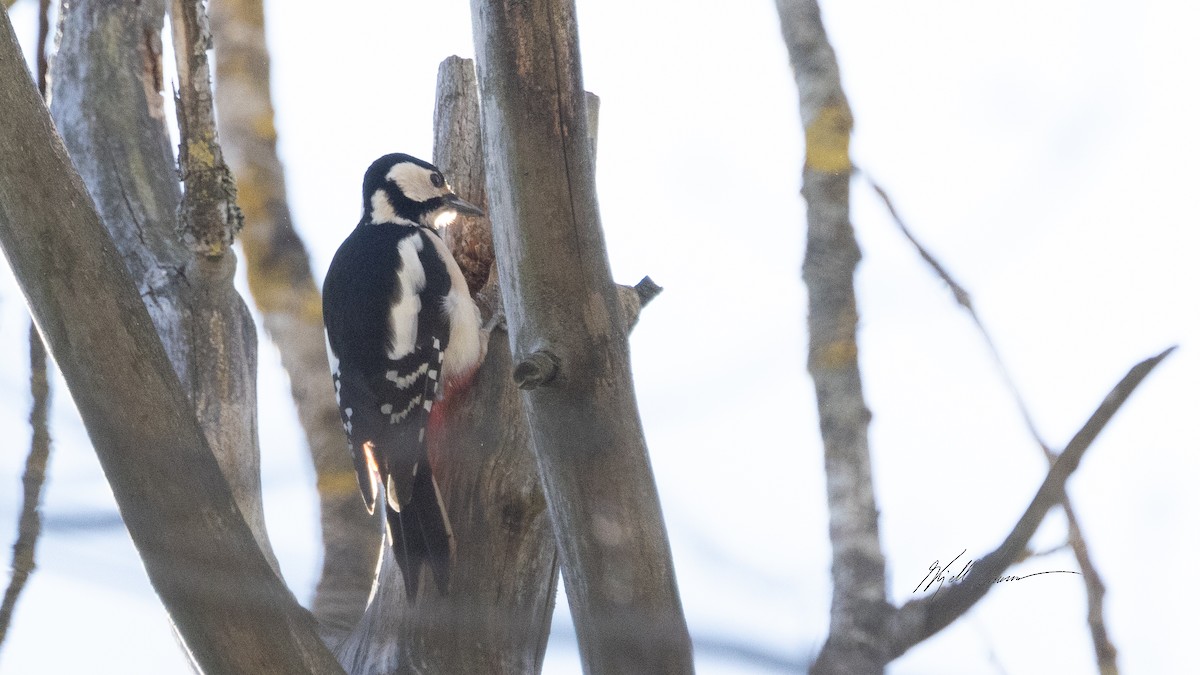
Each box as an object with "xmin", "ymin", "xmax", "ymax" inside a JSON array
[
  {"xmin": 44, "ymin": 0, "xmax": 273, "ymax": 567},
  {"xmin": 34, "ymin": 0, "xmax": 48, "ymax": 94},
  {"xmin": 888, "ymin": 347, "xmax": 1175, "ymax": 658},
  {"xmin": 209, "ymin": 0, "xmax": 379, "ymax": 642},
  {"xmin": 433, "ymin": 55, "xmax": 493, "ymax": 299},
  {"xmin": 1065, "ymin": 501, "xmax": 1120, "ymax": 674},
  {"xmin": 0, "ymin": 329, "xmax": 52, "ymax": 653},
  {"xmin": 470, "ymin": 1, "xmax": 694, "ymax": 671},
  {"xmin": 168, "ymin": 0, "xmax": 241, "ymax": 255},
  {"xmin": 0, "ymin": 6, "xmax": 342, "ymax": 671},
  {"xmin": 774, "ymin": 2, "xmax": 886, "ymax": 673},
  {"xmin": 868, "ymin": 177, "xmax": 1120, "ymax": 672},
  {"xmin": 148, "ymin": 0, "xmax": 274, "ymax": 568},
  {"xmin": 867, "ymin": 179, "xmax": 1051, "ymax": 451}
]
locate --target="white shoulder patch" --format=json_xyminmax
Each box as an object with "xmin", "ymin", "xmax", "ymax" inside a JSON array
[
  {"xmin": 370, "ymin": 188, "xmax": 398, "ymax": 224},
  {"xmin": 387, "ymin": 234, "xmax": 427, "ymax": 359}
]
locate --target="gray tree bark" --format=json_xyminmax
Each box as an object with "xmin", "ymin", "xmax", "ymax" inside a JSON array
[
  {"xmin": 209, "ymin": 0, "xmax": 380, "ymax": 642},
  {"xmin": 775, "ymin": 2, "xmax": 1173, "ymax": 673},
  {"xmin": 470, "ymin": 1, "xmax": 693, "ymax": 672},
  {"xmin": 48, "ymin": 0, "xmax": 274, "ymax": 565},
  {"xmin": 774, "ymin": 1, "xmax": 886, "ymax": 673},
  {"xmin": 0, "ymin": 5, "xmax": 341, "ymax": 673},
  {"xmin": 0, "ymin": 0, "xmax": 52, "ymax": 652},
  {"xmin": 335, "ymin": 55, "xmax": 558, "ymax": 675}
]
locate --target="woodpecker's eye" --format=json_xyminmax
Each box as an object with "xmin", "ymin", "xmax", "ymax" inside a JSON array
[{"xmin": 430, "ymin": 173, "xmax": 445, "ymax": 188}]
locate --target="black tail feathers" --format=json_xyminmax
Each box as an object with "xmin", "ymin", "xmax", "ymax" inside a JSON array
[{"xmin": 384, "ymin": 459, "xmax": 454, "ymax": 601}]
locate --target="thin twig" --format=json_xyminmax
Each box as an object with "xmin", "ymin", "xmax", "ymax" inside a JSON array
[
  {"xmin": 1025, "ymin": 541, "xmax": 1071, "ymax": 560},
  {"xmin": 889, "ymin": 347, "xmax": 1174, "ymax": 657},
  {"xmin": 868, "ymin": 176, "xmax": 1124, "ymax": 672},
  {"xmin": 866, "ymin": 177, "xmax": 1050, "ymax": 452},
  {"xmin": 0, "ymin": 327, "xmax": 53, "ymax": 650},
  {"xmin": 1063, "ymin": 500, "xmax": 1119, "ymax": 674},
  {"xmin": 35, "ymin": 0, "xmax": 49, "ymax": 95}
]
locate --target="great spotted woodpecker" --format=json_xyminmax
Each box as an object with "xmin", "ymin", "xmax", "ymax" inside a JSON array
[{"xmin": 322, "ymin": 153, "xmax": 486, "ymax": 599}]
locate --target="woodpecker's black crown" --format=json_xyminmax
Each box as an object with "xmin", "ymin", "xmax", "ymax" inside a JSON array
[{"xmin": 361, "ymin": 153, "xmax": 482, "ymax": 228}]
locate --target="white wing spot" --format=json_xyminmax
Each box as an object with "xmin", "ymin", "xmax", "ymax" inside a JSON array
[
  {"xmin": 387, "ymin": 395, "xmax": 424, "ymax": 424},
  {"xmin": 385, "ymin": 363, "xmax": 429, "ymax": 389},
  {"xmin": 380, "ymin": 403, "xmax": 393, "ymax": 415}
]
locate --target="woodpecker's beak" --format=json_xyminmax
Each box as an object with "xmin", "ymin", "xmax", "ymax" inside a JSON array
[{"xmin": 445, "ymin": 194, "xmax": 484, "ymax": 217}]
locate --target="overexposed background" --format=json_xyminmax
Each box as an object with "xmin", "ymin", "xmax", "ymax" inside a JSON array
[{"xmin": 2, "ymin": 0, "xmax": 1197, "ymax": 672}]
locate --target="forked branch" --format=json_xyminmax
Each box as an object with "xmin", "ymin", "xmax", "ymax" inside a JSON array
[
  {"xmin": 869, "ymin": 177, "xmax": 1122, "ymax": 671},
  {"xmin": 888, "ymin": 347, "xmax": 1174, "ymax": 657}
]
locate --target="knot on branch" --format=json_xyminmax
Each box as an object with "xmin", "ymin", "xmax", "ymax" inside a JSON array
[
  {"xmin": 177, "ymin": 165, "xmax": 243, "ymax": 256},
  {"xmin": 513, "ymin": 350, "xmax": 560, "ymax": 390}
]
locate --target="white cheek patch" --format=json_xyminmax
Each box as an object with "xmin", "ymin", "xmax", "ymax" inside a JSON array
[
  {"xmin": 422, "ymin": 231, "xmax": 482, "ymax": 379},
  {"xmin": 387, "ymin": 234, "xmax": 427, "ymax": 359},
  {"xmin": 370, "ymin": 188, "xmax": 398, "ymax": 224},
  {"xmin": 387, "ymin": 162, "xmax": 447, "ymax": 204}
]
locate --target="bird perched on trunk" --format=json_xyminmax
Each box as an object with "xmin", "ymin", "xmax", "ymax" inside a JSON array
[{"xmin": 322, "ymin": 153, "xmax": 486, "ymax": 599}]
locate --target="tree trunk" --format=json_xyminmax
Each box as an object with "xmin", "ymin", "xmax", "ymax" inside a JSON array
[
  {"xmin": 49, "ymin": 0, "xmax": 274, "ymax": 567},
  {"xmin": 470, "ymin": 1, "xmax": 694, "ymax": 672},
  {"xmin": 0, "ymin": 6, "xmax": 340, "ymax": 672}
]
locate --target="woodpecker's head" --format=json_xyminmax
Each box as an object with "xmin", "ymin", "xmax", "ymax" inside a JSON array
[{"xmin": 362, "ymin": 153, "xmax": 483, "ymax": 229}]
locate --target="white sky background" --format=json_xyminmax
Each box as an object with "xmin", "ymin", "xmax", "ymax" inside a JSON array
[{"xmin": 1, "ymin": 0, "xmax": 1197, "ymax": 673}]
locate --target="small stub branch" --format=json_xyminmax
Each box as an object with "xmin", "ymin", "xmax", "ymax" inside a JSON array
[
  {"xmin": 516, "ymin": 276, "xmax": 659, "ymax": 390},
  {"xmin": 513, "ymin": 349, "xmax": 560, "ymax": 390}
]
